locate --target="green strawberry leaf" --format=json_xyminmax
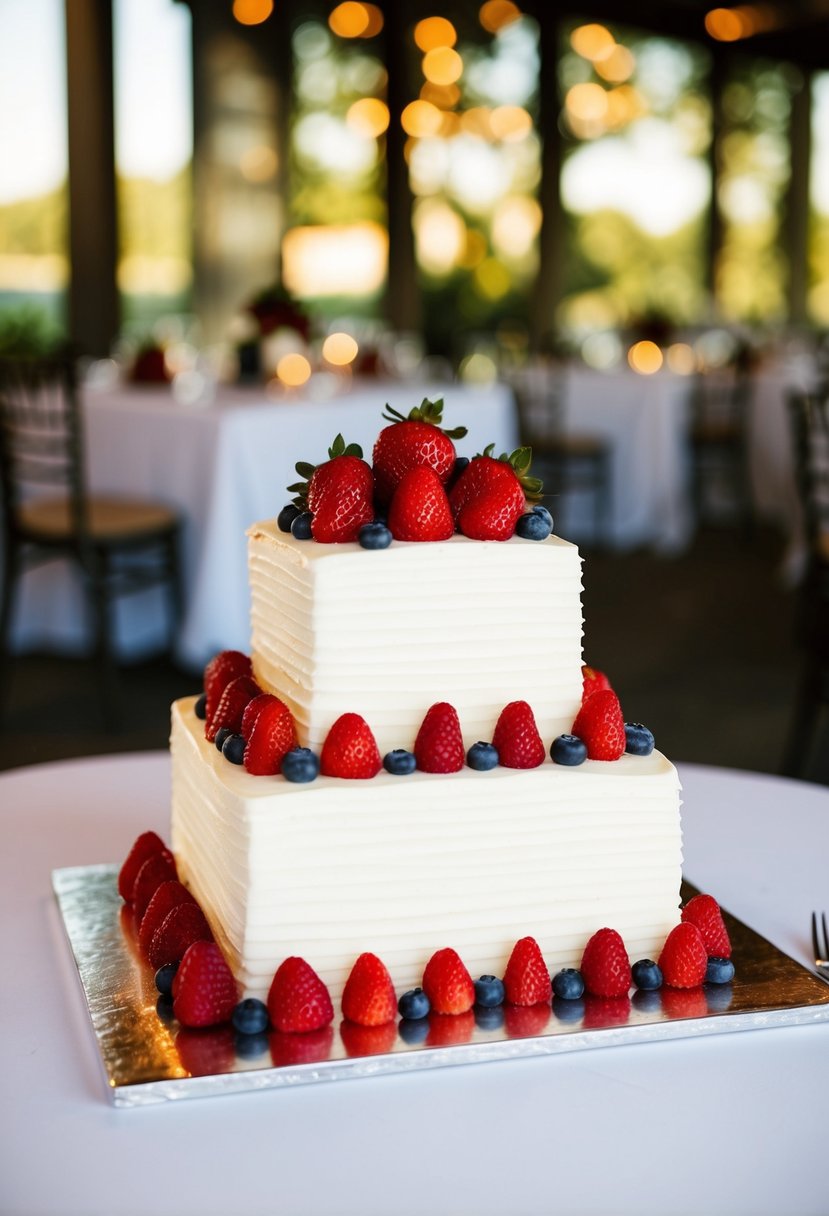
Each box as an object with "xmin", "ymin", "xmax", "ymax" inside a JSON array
[{"xmin": 380, "ymin": 397, "xmax": 467, "ymax": 440}]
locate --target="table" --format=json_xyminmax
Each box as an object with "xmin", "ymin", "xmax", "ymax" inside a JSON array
[{"xmin": 1, "ymin": 754, "xmax": 827, "ymax": 1216}]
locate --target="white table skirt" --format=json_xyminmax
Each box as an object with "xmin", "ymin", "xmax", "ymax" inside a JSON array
[{"xmin": 1, "ymin": 754, "xmax": 827, "ymax": 1216}]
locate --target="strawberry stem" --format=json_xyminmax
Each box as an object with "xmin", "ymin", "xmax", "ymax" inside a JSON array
[{"xmin": 381, "ymin": 397, "xmax": 467, "ymax": 441}]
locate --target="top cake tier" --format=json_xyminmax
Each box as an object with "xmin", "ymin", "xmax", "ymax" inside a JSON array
[{"xmin": 247, "ymin": 520, "xmax": 585, "ymax": 756}]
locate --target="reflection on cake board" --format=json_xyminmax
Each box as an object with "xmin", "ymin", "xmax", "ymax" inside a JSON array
[{"xmin": 53, "ymin": 865, "xmax": 829, "ymax": 1108}]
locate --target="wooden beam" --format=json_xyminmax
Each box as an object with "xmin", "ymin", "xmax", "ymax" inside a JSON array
[
  {"xmin": 784, "ymin": 69, "xmax": 813, "ymax": 325},
  {"xmin": 531, "ymin": 9, "xmax": 564, "ymax": 351}
]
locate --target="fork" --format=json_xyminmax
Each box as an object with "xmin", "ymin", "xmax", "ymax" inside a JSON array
[{"xmin": 811, "ymin": 912, "xmax": 829, "ymax": 981}]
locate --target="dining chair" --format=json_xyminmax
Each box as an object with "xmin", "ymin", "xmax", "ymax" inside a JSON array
[
  {"xmin": 0, "ymin": 353, "xmax": 183, "ymax": 724},
  {"xmin": 688, "ymin": 366, "xmax": 754, "ymax": 535},
  {"xmin": 781, "ymin": 389, "xmax": 829, "ymax": 778}
]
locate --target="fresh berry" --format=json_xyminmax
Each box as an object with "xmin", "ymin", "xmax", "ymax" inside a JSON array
[
  {"xmin": 581, "ymin": 664, "xmax": 612, "ymax": 702},
  {"xmin": 425, "ymin": 1010, "xmax": 476, "ymax": 1047},
  {"xmin": 118, "ymin": 831, "xmax": 170, "ymax": 901},
  {"xmin": 582, "ymin": 993, "xmax": 631, "ymax": 1029},
  {"xmin": 705, "ymin": 956, "xmax": 735, "ymax": 985},
  {"xmin": 475, "ymin": 1004, "xmax": 505, "ymax": 1031},
  {"xmin": 148, "ymin": 900, "xmax": 214, "ymax": 970},
  {"xmin": 281, "ymin": 747, "xmax": 320, "ymax": 783},
  {"xmin": 267, "ymin": 957, "xmax": 334, "ymax": 1033},
  {"xmin": 503, "ymin": 936, "xmax": 551, "ymax": 1005},
  {"xmin": 458, "ymin": 489, "xmax": 525, "ymax": 542},
  {"xmin": 172, "ymin": 941, "xmax": 239, "ymax": 1028},
  {"xmin": 580, "ymin": 927, "xmax": 632, "ymax": 998},
  {"xmin": 658, "ymin": 922, "xmax": 709, "ymax": 989},
  {"xmin": 466, "ymin": 741, "xmax": 499, "ymax": 771},
  {"xmin": 214, "ymin": 726, "xmax": 232, "ymax": 752},
  {"xmin": 270, "ymin": 1025, "xmax": 334, "ymax": 1066},
  {"xmin": 397, "ymin": 987, "xmax": 431, "ymax": 1020},
  {"xmin": 571, "ymin": 688, "xmax": 626, "ymax": 761},
  {"xmin": 175, "ymin": 1025, "xmax": 236, "ymax": 1076},
  {"xmin": 320, "ymin": 713, "xmax": 382, "ymax": 779},
  {"xmin": 243, "ymin": 697, "xmax": 298, "ymax": 776},
  {"xmin": 422, "ymin": 947, "xmax": 475, "ymax": 1014},
  {"xmin": 372, "ymin": 397, "xmax": 467, "ymax": 506},
  {"xmin": 291, "ymin": 511, "xmax": 313, "ymax": 539},
  {"xmin": 661, "ymin": 985, "xmax": 708, "ymax": 1019},
  {"xmin": 631, "ymin": 959, "xmax": 663, "ymax": 991},
  {"xmin": 552, "ymin": 968, "xmax": 585, "ymax": 1000},
  {"xmin": 194, "ymin": 693, "xmax": 207, "ymax": 720},
  {"xmin": 550, "ymin": 733, "xmax": 588, "ymax": 765},
  {"xmin": 504, "ymin": 1002, "xmax": 551, "ymax": 1038},
  {"xmin": 532, "ymin": 504, "xmax": 554, "ymax": 527},
  {"xmin": 358, "ymin": 521, "xmax": 393, "ymax": 550},
  {"xmin": 515, "ymin": 511, "xmax": 552, "ymax": 541},
  {"xmin": 232, "ymin": 998, "xmax": 270, "ymax": 1035},
  {"xmin": 387, "ymin": 466, "xmax": 455, "ymax": 542},
  {"xmin": 156, "ymin": 993, "xmax": 175, "ymax": 1022},
  {"xmin": 413, "ymin": 702, "xmax": 465, "ymax": 773},
  {"xmin": 474, "ymin": 974, "xmax": 505, "ymax": 1008},
  {"xmin": 206, "ymin": 673, "xmax": 261, "ymax": 743},
  {"xmin": 553, "ymin": 995, "xmax": 585, "ymax": 1023},
  {"xmin": 680, "ymin": 893, "xmax": 732, "ymax": 959},
  {"xmin": 131, "ymin": 850, "xmax": 178, "ymax": 923},
  {"xmin": 383, "ymin": 749, "xmax": 417, "ymax": 775},
  {"xmin": 341, "ymin": 953, "xmax": 397, "ymax": 1026},
  {"xmin": 221, "ymin": 733, "xmax": 246, "ymax": 764},
  {"xmin": 399, "ymin": 1015, "xmax": 431, "ymax": 1044},
  {"xmin": 340, "ymin": 1019, "xmax": 398, "ymax": 1057},
  {"xmin": 235, "ymin": 1031, "xmax": 269, "ymax": 1061},
  {"xmin": 492, "ymin": 701, "xmax": 546, "ymax": 769},
  {"xmin": 448, "ymin": 445, "xmax": 542, "ymax": 524},
  {"xmin": 288, "ymin": 435, "xmax": 374, "ymax": 544},
  {"xmin": 155, "ymin": 962, "xmax": 179, "ymax": 996},
  {"xmin": 277, "ymin": 503, "xmax": 300, "ymax": 532},
  {"xmin": 240, "ymin": 692, "xmax": 281, "ymax": 739},
  {"xmin": 204, "ymin": 650, "xmax": 252, "ymax": 722},
  {"xmin": 137, "ymin": 879, "xmax": 196, "ymax": 956},
  {"xmin": 625, "ymin": 722, "xmax": 655, "ymax": 756}
]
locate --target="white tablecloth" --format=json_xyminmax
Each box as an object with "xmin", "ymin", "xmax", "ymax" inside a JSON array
[{"xmin": 1, "ymin": 754, "xmax": 827, "ymax": 1216}]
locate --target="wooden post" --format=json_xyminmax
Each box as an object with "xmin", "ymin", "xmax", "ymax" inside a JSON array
[
  {"xmin": 784, "ymin": 69, "xmax": 813, "ymax": 327},
  {"xmin": 705, "ymin": 52, "xmax": 726, "ymax": 314},
  {"xmin": 532, "ymin": 9, "xmax": 564, "ymax": 352},
  {"xmin": 383, "ymin": 3, "xmax": 420, "ymax": 336}
]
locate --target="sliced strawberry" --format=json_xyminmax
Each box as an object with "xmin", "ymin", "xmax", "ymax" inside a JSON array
[
  {"xmin": 131, "ymin": 850, "xmax": 178, "ymax": 923},
  {"xmin": 117, "ymin": 831, "xmax": 169, "ymax": 901},
  {"xmin": 425, "ymin": 1009, "xmax": 476, "ymax": 1047},
  {"xmin": 504, "ymin": 1002, "xmax": 551, "ymax": 1038},
  {"xmin": 422, "ymin": 947, "xmax": 475, "ymax": 1014},
  {"xmin": 680, "ymin": 893, "xmax": 731, "ymax": 959},
  {"xmin": 413, "ymin": 702, "xmax": 465, "ymax": 773},
  {"xmin": 341, "ymin": 953, "xmax": 397, "ymax": 1027},
  {"xmin": 372, "ymin": 398, "xmax": 467, "ymax": 507},
  {"xmin": 320, "ymin": 713, "xmax": 381, "ymax": 779},
  {"xmin": 270, "ymin": 1025, "xmax": 335, "ymax": 1066},
  {"xmin": 581, "ymin": 664, "xmax": 612, "ymax": 703},
  {"xmin": 172, "ymin": 940, "xmax": 238, "ymax": 1028},
  {"xmin": 658, "ymin": 922, "xmax": 708, "ymax": 989},
  {"xmin": 148, "ymin": 901, "xmax": 214, "ymax": 970},
  {"xmin": 205, "ymin": 673, "xmax": 261, "ymax": 743},
  {"xmin": 571, "ymin": 688, "xmax": 626, "ymax": 761},
  {"xmin": 175, "ymin": 1025, "xmax": 236, "ymax": 1077},
  {"xmin": 492, "ymin": 701, "xmax": 546, "ymax": 769},
  {"xmin": 503, "ymin": 936, "xmax": 551, "ymax": 1005},
  {"xmin": 267, "ymin": 957, "xmax": 334, "ymax": 1033},
  {"xmin": 137, "ymin": 879, "xmax": 197, "ymax": 957},
  {"xmin": 580, "ymin": 927, "xmax": 632, "ymax": 998},
  {"xmin": 243, "ymin": 697, "xmax": 297, "ymax": 775},
  {"xmin": 203, "ymin": 650, "xmax": 252, "ymax": 723},
  {"xmin": 387, "ymin": 466, "xmax": 455, "ymax": 542},
  {"xmin": 340, "ymin": 1018, "xmax": 398, "ymax": 1057}
]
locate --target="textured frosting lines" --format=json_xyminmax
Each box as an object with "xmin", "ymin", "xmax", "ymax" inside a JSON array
[{"xmin": 248, "ymin": 523, "xmax": 585, "ymax": 756}]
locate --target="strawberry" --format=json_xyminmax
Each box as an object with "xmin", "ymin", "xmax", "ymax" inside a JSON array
[
  {"xmin": 387, "ymin": 466, "xmax": 455, "ymax": 542},
  {"xmin": 413, "ymin": 702, "xmax": 465, "ymax": 773},
  {"xmin": 658, "ymin": 922, "xmax": 709, "ymax": 989},
  {"xmin": 422, "ymin": 947, "xmax": 475, "ymax": 1014},
  {"xmin": 680, "ymin": 893, "xmax": 732, "ymax": 959},
  {"xmin": 457, "ymin": 488, "xmax": 525, "ymax": 541},
  {"xmin": 340, "ymin": 1018, "xmax": 398, "ymax": 1057},
  {"xmin": 449, "ymin": 445, "xmax": 542, "ymax": 522},
  {"xmin": 320, "ymin": 713, "xmax": 381, "ymax": 779},
  {"xmin": 118, "ymin": 830, "xmax": 170, "ymax": 900},
  {"xmin": 270, "ymin": 1025, "xmax": 334, "ymax": 1066},
  {"xmin": 205, "ymin": 673, "xmax": 261, "ymax": 742},
  {"xmin": 131, "ymin": 850, "xmax": 178, "ymax": 923},
  {"xmin": 288, "ymin": 435, "xmax": 374, "ymax": 544},
  {"xmin": 580, "ymin": 927, "xmax": 632, "ymax": 998},
  {"xmin": 581, "ymin": 664, "xmax": 612, "ymax": 702},
  {"xmin": 175, "ymin": 1026, "xmax": 236, "ymax": 1077},
  {"xmin": 372, "ymin": 397, "xmax": 467, "ymax": 507},
  {"xmin": 148, "ymin": 901, "xmax": 214, "ymax": 970},
  {"xmin": 571, "ymin": 688, "xmax": 626, "ymax": 761},
  {"xmin": 240, "ymin": 692, "xmax": 281, "ymax": 740},
  {"xmin": 582, "ymin": 993, "xmax": 631, "ymax": 1029},
  {"xmin": 660, "ymin": 986, "xmax": 708, "ymax": 1019},
  {"xmin": 492, "ymin": 701, "xmax": 546, "ymax": 769},
  {"xmin": 137, "ymin": 879, "xmax": 197, "ymax": 957},
  {"xmin": 243, "ymin": 697, "xmax": 297, "ymax": 775},
  {"xmin": 172, "ymin": 940, "xmax": 238, "ymax": 1028},
  {"xmin": 503, "ymin": 936, "xmax": 551, "ymax": 1005},
  {"xmin": 267, "ymin": 956, "xmax": 334, "ymax": 1033},
  {"xmin": 203, "ymin": 650, "xmax": 251, "ymax": 723},
  {"xmin": 341, "ymin": 952, "xmax": 397, "ymax": 1027},
  {"xmin": 504, "ymin": 1002, "xmax": 551, "ymax": 1039},
  {"xmin": 425, "ymin": 1009, "xmax": 476, "ymax": 1047}
]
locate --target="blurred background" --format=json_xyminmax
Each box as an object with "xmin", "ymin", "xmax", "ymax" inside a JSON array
[{"xmin": 0, "ymin": 0, "xmax": 827, "ymax": 782}]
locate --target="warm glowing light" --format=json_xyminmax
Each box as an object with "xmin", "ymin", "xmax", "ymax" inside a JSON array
[
  {"xmin": 479, "ymin": 0, "xmax": 522, "ymax": 34},
  {"xmin": 422, "ymin": 47, "xmax": 463, "ymax": 86},
  {"xmin": 491, "ymin": 195, "xmax": 542, "ymax": 258},
  {"xmin": 414, "ymin": 17, "xmax": 457, "ymax": 51},
  {"xmin": 459, "ymin": 351, "xmax": 498, "ymax": 383},
  {"xmin": 438, "ymin": 111, "xmax": 461, "ymax": 137},
  {"xmin": 401, "ymin": 99, "xmax": 443, "ymax": 137},
  {"xmin": 322, "ymin": 332, "xmax": 359, "ymax": 366},
  {"xmin": 232, "ymin": 0, "xmax": 273, "ymax": 25},
  {"xmin": 570, "ymin": 23, "xmax": 615, "ymax": 62},
  {"xmin": 628, "ymin": 340, "xmax": 664, "ymax": 375},
  {"xmin": 460, "ymin": 107, "xmax": 494, "ymax": 138},
  {"xmin": 276, "ymin": 353, "xmax": 312, "ymax": 386},
  {"xmin": 117, "ymin": 255, "xmax": 191, "ymax": 294},
  {"xmin": 239, "ymin": 145, "xmax": 278, "ymax": 182},
  {"xmin": 282, "ymin": 223, "xmax": 387, "ymax": 297},
  {"xmin": 458, "ymin": 229, "xmax": 487, "ymax": 269},
  {"xmin": 605, "ymin": 85, "xmax": 643, "ymax": 129},
  {"xmin": 594, "ymin": 44, "xmax": 635, "ymax": 83},
  {"xmin": 361, "ymin": 3, "xmax": 384, "ymax": 36},
  {"xmin": 329, "ymin": 2, "xmax": 370, "ymax": 38},
  {"xmin": 474, "ymin": 258, "xmax": 511, "ymax": 300},
  {"xmin": 346, "ymin": 97, "xmax": 390, "ymax": 138},
  {"xmin": 420, "ymin": 81, "xmax": 461, "ymax": 109},
  {"xmin": 705, "ymin": 7, "xmax": 742, "ymax": 39},
  {"xmin": 666, "ymin": 343, "xmax": 697, "ymax": 375},
  {"xmin": 413, "ymin": 199, "xmax": 466, "ymax": 274},
  {"xmin": 490, "ymin": 105, "xmax": 533, "ymax": 142},
  {"xmin": 566, "ymin": 83, "xmax": 609, "ymax": 124},
  {"xmin": 705, "ymin": 4, "xmax": 774, "ymax": 39}
]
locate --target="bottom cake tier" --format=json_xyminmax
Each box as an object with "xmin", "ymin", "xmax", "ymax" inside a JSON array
[{"xmin": 171, "ymin": 697, "xmax": 683, "ymax": 1004}]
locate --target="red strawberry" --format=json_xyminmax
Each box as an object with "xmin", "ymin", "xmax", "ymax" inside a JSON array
[
  {"xmin": 205, "ymin": 673, "xmax": 261, "ymax": 743},
  {"xmin": 492, "ymin": 701, "xmax": 546, "ymax": 769},
  {"xmin": 175, "ymin": 1026, "xmax": 236, "ymax": 1077},
  {"xmin": 448, "ymin": 445, "xmax": 542, "ymax": 522},
  {"xmin": 504, "ymin": 1002, "xmax": 551, "ymax": 1039},
  {"xmin": 270, "ymin": 1025, "xmax": 334, "ymax": 1066},
  {"xmin": 203, "ymin": 650, "xmax": 251, "ymax": 722},
  {"xmin": 172, "ymin": 940, "xmax": 238, "ymax": 1028},
  {"xmin": 341, "ymin": 952, "xmax": 397, "ymax": 1027},
  {"xmin": 131, "ymin": 850, "xmax": 178, "ymax": 923},
  {"xmin": 243, "ymin": 697, "xmax": 297, "ymax": 775},
  {"xmin": 426, "ymin": 1009, "xmax": 476, "ymax": 1047},
  {"xmin": 320, "ymin": 713, "xmax": 381, "ymax": 779},
  {"xmin": 387, "ymin": 466, "xmax": 455, "ymax": 542},
  {"xmin": 680, "ymin": 893, "xmax": 731, "ymax": 959},
  {"xmin": 289, "ymin": 435, "xmax": 374, "ymax": 544},
  {"xmin": 580, "ymin": 927, "xmax": 631, "ymax": 998},
  {"xmin": 118, "ymin": 831, "xmax": 170, "ymax": 901},
  {"xmin": 422, "ymin": 947, "xmax": 475, "ymax": 1014},
  {"xmin": 660, "ymin": 985, "xmax": 708, "ymax": 1019},
  {"xmin": 241, "ymin": 692, "xmax": 280, "ymax": 740},
  {"xmin": 582, "ymin": 993, "xmax": 631, "ymax": 1029},
  {"xmin": 503, "ymin": 936, "xmax": 551, "ymax": 1005},
  {"xmin": 340, "ymin": 1018, "xmax": 398, "ymax": 1057},
  {"xmin": 457, "ymin": 488, "xmax": 525, "ymax": 541},
  {"xmin": 137, "ymin": 879, "xmax": 197, "ymax": 957},
  {"xmin": 413, "ymin": 702, "xmax": 465, "ymax": 773},
  {"xmin": 372, "ymin": 398, "xmax": 467, "ymax": 507},
  {"xmin": 658, "ymin": 922, "xmax": 708, "ymax": 989},
  {"xmin": 267, "ymin": 957, "xmax": 334, "ymax": 1033},
  {"xmin": 571, "ymin": 688, "xmax": 626, "ymax": 761},
  {"xmin": 148, "ymin": 901, "xmax": 214, "ymax": 970},
  {"xmin": 581, "ymin": 664, "xmax": 612, "ymax": 702}
]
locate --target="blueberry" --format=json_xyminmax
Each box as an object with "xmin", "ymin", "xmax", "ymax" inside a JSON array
[
  {"xmin": 156, "ymin": 993, "xmax": 175, "ymax": 1022},
  {"xmin": 552, "ymin": 968, "xmax": 585, "ymax": 1000},
  {"xmin": 515, "ymin": 511, "xmax": 552, "ymax": 542},
  {"xmin": 281, "ymin": 747, "xmax": 320, "ymax": 783},
  {"xmin": 232, "ymin": 997, "xmax": 270, "ymax": 1036},
  {"xmin": 550, "ymin": 734, "xmax": 587, "ymax": 766},
  {"xmin": 552, "ymin": 995, "xmax": 585, "ymax": 1023},
  {"xmin": 383, "ymin": 749, "xmax": 417, "ymax": 775},
  {"xmin": 632, "ymin": 988, "xmax": 662, "ymax": 1015},
  {"xmin": 705, "ymin": 956, "xmax": 735, "ymax": 985},
  {"xmin": 474, "ymin": 974, "xmax": 505, "ymax": 1007},
  {"xmin": 235, "ymin": 1031, "xmax": 270, "ymax": 1060},
  {"xmin": 474, "ymin": 1004, "xmax": 505, "ymax": 1031},
  {"xmin": 625, "ymin": 722, "xmax": 655, "ymax": 756},
  {"xmin": 290, "ymin": 511, "xmax": 314, "ymax": 540},
  {"xmin": 155, "ymin": 961, "xmax": 179, "ymax": 996},
  {"xmin": 399, "ymin": 1017, "xmax": 431, "ymax": 1045},
  {"xmin": 214, "ymin": 726, "xmax": 233, "ymax": 752},
  {"xmin": 277, "ymin": 503, "xmax": 300, "ymax": 533},
  {"xmin": 631, "ymin": 959, "xmax": 663, "ymax": 990},
  {"xmin": 398, "ymin": 987, "xmax": 431, "ymax": 1020},
  {"xmin": 532, "ymin": 504, "xmax": 554, "ymax": 528},
  {"xmin": 466, "ymin": 741, "xmax": 499, "ymax": 771},
  {"xmin": 222, "ymin": 732, "xmax": 246, "ymax": 765},
  {"xmin": 358, "ymin": 522, "xmax": 393, "ymax": 550},
  {"xmin": 194, "ymin": 693, "xmax": 207, "ymax": 720}
]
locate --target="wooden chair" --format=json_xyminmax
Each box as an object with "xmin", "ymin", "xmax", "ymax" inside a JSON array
[
  {"xmin": 0, "ymin": 353, "xmax": 182, "ymax": 724},
  {"xmin": 688, "ymin": 366, "xmax": 754, "ymax": 534},
  {"xmin": 781, "ymin": 389, "xmax": 829, "ymax": 778}
]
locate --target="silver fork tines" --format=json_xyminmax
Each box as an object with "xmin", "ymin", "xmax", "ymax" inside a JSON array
[{"xmin": 811, "ymin": 912, "xmax": 829, "ymax": 981}]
